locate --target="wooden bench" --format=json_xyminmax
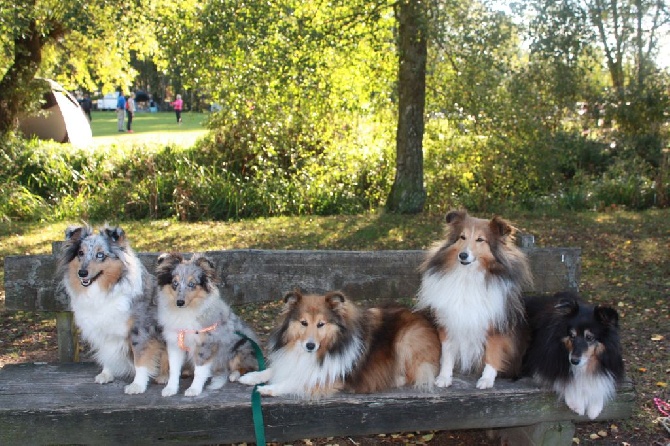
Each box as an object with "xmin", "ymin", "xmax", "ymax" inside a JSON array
[{"xmin": 1, "ymin": 239, "xmax": 634, "ymax": 445}]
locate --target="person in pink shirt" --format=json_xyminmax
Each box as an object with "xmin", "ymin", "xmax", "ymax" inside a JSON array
[{"xmin": 171, "ymin": 94, "xmax": 183, "ymax": 124}]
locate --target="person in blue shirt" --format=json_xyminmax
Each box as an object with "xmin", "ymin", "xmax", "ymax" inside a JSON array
[{"xmin": 116, "ymin": 91, "xmax": 126, "ymax": 132}]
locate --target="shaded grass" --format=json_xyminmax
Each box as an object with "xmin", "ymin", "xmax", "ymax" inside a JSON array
[{"xmin": 0, "ymin": 209, "xmax": 668, "ymax": 444}]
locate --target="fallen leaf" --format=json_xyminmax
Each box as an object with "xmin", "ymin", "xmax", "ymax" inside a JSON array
[
  {"xmin": 589, "ymin": 433, "xmax": 600, "ymax": 440},
  {"xmin": 651, "ymin": 334, "xmax": 664, "ymax": 341},
  {"xmin": 656, "ymin": 381, "xmax": 667, "ymax": 387},
  {"xmin": 598, "ymin": 430, "xmax": 608, "ymax": 437},
  {"xmin": 639, "ymin": 367, "xmax": 647, "ymax": 372},
  {"xmin": 422, "ymin": 433, "xmax": 434, "ymax": 442}
]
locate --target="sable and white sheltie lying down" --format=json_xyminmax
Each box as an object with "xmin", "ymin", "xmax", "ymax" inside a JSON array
[
  {"xmin": 58, "ymin": 225, "xmax": 168, "ymax": 394},
  {"xmin": 156, "ymin": 253, "xmax": 260, "ymax": 397},
  {"xmin": 239, "ymin": 290, "xmax": 440, "ymax": 398},
  {"xmin": 523, "ymin": 292, "xmax": 625, "ymax": 419},
  {"xmin": 416, "ymin": 210, "xmax": 533, "ymax": 389}
]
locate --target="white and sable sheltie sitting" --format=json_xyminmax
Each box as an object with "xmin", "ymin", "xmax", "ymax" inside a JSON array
[
  {"xmin": 239, "ymin": 290, "xmax": 440, "ymax": 398},
  {"xmin": 58, "ymin": 225, "xmax": 168, "ymax": 394},
  {"xmin": 155, "ymin": 252, "xmax": 260, "ymax": 397},
  {"xmin": 416, "ymin": 210, "xmax": 533, "ymax": 389},
  {"xmin": 523, "ymin": 292, "xmax": 625, "ymax": 419}
]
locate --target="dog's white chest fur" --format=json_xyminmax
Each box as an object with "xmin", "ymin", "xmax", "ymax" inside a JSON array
[
  {"xmin": 417, "ymin": 267, "xmax": 509, "ymax": 372},
  {"xmin": 68, "ymin": 282, "xmax": 135, "ymax": 376}
]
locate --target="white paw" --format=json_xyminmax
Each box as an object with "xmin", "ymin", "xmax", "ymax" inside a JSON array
[
  {"xmin": 586, "ymin": 402, "xmax": 604, "ymax": 420},
  {"xmin": 565, "ymin": 397, "xmax": 586, "ymax": 416},
  {"xmin": 228, "ymin": 371, "xmax": 241, "ymax": 382},
  {"xmin": 257, "ymin": 385, "xmax": 276, "ymax": 396},
  {"xmin": 161, "ymin": 385, "xmax": 178, "ymax": 397},
  {"xmin": 207, "ymin": 376, "xmax": 227, "ymax": 390},
  {"xmin": 95, "ymin": 371, "xmax": 114, "ymax": 384},
  {"xmin": 124, "ymin": 382, "xmax": 147, "ymax": 394},
  {"xmin": 155, "ymin": 374, "xmax": 169, "ymax": 385},
  {"xmin": 435, "ymin": 374, "xmax": 453, "ymax": 388},
  {"xmin": 476, "ymin": 376, "xmax": 495, "ymax": 389},
  {"xmin": 184, "ymin": 386, "xmax": 203, "ymax": 397},
  {"xmin": 239, "ymin": 371, "xmax": 263, "ymax": 386}
]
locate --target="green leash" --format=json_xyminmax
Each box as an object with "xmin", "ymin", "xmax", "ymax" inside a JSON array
[{"xmin": 236, "ymin": 331, "xmax": 267, "ymax": 446}]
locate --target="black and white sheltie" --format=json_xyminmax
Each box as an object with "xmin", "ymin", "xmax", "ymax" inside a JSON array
[
  {"xmin": 58, "ymin": 225, "xmax": 168, "ymax": 394},
  {"xmin": 155, "ymin": 253, "xmax": 260, "ymax": 397},
  {"xmin": 240, "ymin": 290, "xmax": 440, "ymax": 398},
  {"xmin": 523, "ymin": 292, "xmax": 625, "ymax": 419},
  {"xmin": 416, "ymin": 210, "xmax": 533, "ymax": 389}
]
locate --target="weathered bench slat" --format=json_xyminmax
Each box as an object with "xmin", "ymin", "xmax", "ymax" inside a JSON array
[
  {"xmin": 4, "ymin": 247, "xmax": 580, "ymax": 311},
  {"xmin": 0, "ymin": 362, "xmax": 632, "ymax": 446}
]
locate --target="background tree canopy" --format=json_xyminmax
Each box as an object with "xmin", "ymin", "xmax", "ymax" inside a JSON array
[{"xmin": 0, "ymin": 0, "xmax": 668, "ymax": 219}]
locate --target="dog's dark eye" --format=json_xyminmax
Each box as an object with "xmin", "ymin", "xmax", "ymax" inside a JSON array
[
  {"xmin": 460, "ymin": 235, "xmax": 466, "ymax": 240},
  {"xmin": 476, "ymin": 237, "xmax": 485, "ymax": 242},
  {"xmin": 96, "ymin": 252, "xmax": 105, "ymax": 260},
  {"xmin": 585, "ymin": 333, "xmax": 596, "ymax": 343},
  {"xmin": 300, "ymin": 320, "xmax": 308, "ymax": 327},
  {"xmin": 172, "ymin": 280, "xmax": 179, "ymax": 290},
  {"xmin": 316, "ymin": 321, "xmax": 325, "ymax": 328},
  {"xmin": 77, "ymin": 250, "xmax": 84, "ymax": 257}
]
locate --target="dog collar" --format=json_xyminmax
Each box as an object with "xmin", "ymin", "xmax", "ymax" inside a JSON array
[{"xmin": 177, "ymin": 322, "xmax": 218, "ymax": 352}]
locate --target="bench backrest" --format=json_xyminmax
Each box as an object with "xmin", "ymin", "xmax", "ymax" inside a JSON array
[{"xmin": 4, "ymin": 244, "xmax": 580, "ymax": 312}]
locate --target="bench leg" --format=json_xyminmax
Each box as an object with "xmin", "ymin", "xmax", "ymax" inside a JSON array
[
  {"xmin": 56, "ymin": 312, "xmax": 77, "ymax": 362},
  {"xmin": 499, "ymin": 421, "xmax": 575, "ymax": 446}
]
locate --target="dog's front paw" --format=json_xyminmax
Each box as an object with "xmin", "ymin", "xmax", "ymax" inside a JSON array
[
  {"xmin": 207, "ymin": 376, "xmax": 227, "ymax": 390},
  {"xmin": 95, "ymin": 370, "xmax": 114, "ymax": 384},
  {"xmin": 239, "ymin": 371, "xmax": 265, "ymax": 386},
  {"xmin": 565, "ymin": 395, "xmax": 586, "ymax": 416},
  {"xmin": 124, "ymin": 382, "xmax": 147, "ymax": 394},
  {"xmin": 257, "ymin": 385, "xmax": 278, "ymax": 397},
  {"xmin": 476, "ymin": 376, "xmax": 495, "ymax": 389},
  {"xmin": 435, "ymin": 374, "xmax": 453, "ymax": 388},
  {"xmin": 161, "ymin": 385, "xmax": 179, "ymax": 397},
  {"xmin": 228, "ymin": 370, "xmax": 241, "ymax": 382},
  {"xmin": 586, "ymin": 401, "xmax": 604, "ymax": 420},
  {"xmin": 184, "ymin": 386, "xmax": 203, "ymax": 397}
]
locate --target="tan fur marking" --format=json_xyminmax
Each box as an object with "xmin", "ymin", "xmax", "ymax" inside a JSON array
[
  {"xmin": 484, "ymin": 332, "xmax": 519, "ymax": 375},
  {"xmin": 96, "ymin": 258, "xmax": 125, "ymax": 292}
]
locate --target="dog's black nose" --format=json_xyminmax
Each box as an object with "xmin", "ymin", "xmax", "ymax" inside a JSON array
[
  {"xmin": 78, "ymin": 269, "xmax": 88, "ymax": 278},
  {"xmin": 176, "ymin": 299, "xmax": 185, "ymax": 307},
  {"xmin": 305, "ymin": 342, "xmax": 316, "ymax": 351},
  {"xmin": 458, "ymin": 252, "xmax": 469, "ymax": 261},
  {"xmin": 570, "ymin": 355, "xmax": 581, "ymax": 365}
]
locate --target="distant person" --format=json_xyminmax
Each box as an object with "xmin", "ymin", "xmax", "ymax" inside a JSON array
[
  {"xmin": 126, "ymin": 93, "xmax": 136, "ymax": 133},
  {"xmin": 171, "ymin": 94, "xmax": 183, "ymax": 124},
  {"xmin": 116, "ymin": 91, "xmax": 126, "ymax": 132},
  {"xmin": 81, "ymin": 93, "xmax": 92, "ymax": 121}
]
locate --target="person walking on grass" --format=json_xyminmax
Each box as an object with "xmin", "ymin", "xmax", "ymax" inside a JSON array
[
  {"xmin": 171, "ymin": 94, "xmax": 183, "ymax": 124},
  {"xmin": 126, "ymin": 93, "xmax": 136, "ymax": 133},
  {"xmin": 116, "ymin": 91, "xmax": 126, "ymax": 132}
]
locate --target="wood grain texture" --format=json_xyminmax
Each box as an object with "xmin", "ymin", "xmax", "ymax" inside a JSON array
[{"xmin": 0, "ymin": 362, "xmax": 633, "ymax": 445}]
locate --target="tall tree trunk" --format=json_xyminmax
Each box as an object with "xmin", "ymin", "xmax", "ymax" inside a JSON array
[
  {"xmin": 386, "ymin": 0, "xmax": 427, "ymax": 214},
  {"xmin": 0, "ymin": 19, "xmax": 64, "ymax": 135}
]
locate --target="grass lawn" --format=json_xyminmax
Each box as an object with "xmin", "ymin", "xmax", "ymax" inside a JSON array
[
  {"xmin": 88, "ymin": 110, "xmax": 208, "ymax": 148},
  {"xmin": 0, "ymin": 209, "xmax": 668, "ymax": 444}
]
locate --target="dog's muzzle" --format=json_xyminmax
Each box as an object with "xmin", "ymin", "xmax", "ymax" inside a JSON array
[{"xmin": 458, "ymin": 252, "xmax": 472, "ymax": 265}]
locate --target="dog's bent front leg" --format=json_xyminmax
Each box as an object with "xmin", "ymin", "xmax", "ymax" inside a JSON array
[{"xmin": 239, "ymin": 368, "xmax": 273, "ymax": 386}]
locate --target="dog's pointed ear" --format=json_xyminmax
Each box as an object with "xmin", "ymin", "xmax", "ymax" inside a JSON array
[
  {"xmin": 554, "ymin": 296, "xmax": 579, "ymax": 317},
  {"xmin": 65, "ymin": 225, "xmax": 86, "ymax": 241},
  {"xmin": 157, "ymin": 252, "xmax": 183, "ymax": 266},
  {"xmin": 192, "ymin": 254, "xmax": 217, "ymax": 285},
  {"xmin": 445, "ymin": 210, "xmax": 467, "ymax": 225},
  {"xmin": 283, "ymin": 289, "xmax": 302, "ymax": 305},
  {"xmin": 489, "ymin": 215, "xmax": 513, "ymax": 238},
  {"xmin": 102, "ymin": 225, "xmax": 127, "ymax": 247},
  {"xmin": 325, "ymin": 291, "xmax": 347, "ymax": 312},
  {"xmin": 595, "ymin": 305, "xmax": 619, "ymax": 328}
]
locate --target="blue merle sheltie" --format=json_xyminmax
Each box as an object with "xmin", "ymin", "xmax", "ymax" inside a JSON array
[
  {"xmin": 57, "ymin": 224, "xmax": 168, "ymax": 394},
  {"xmin": 523, "ymin": 291, "xmax": 625, "ymax": 419},
  {"xmin": 155, "ymin": 253, "xmax": 260, "ymax": 397}
]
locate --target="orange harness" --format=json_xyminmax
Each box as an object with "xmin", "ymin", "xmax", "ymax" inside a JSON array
[{"xmin": 176, "ymin": 322, "xmax": 218, "ymax": 352}]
